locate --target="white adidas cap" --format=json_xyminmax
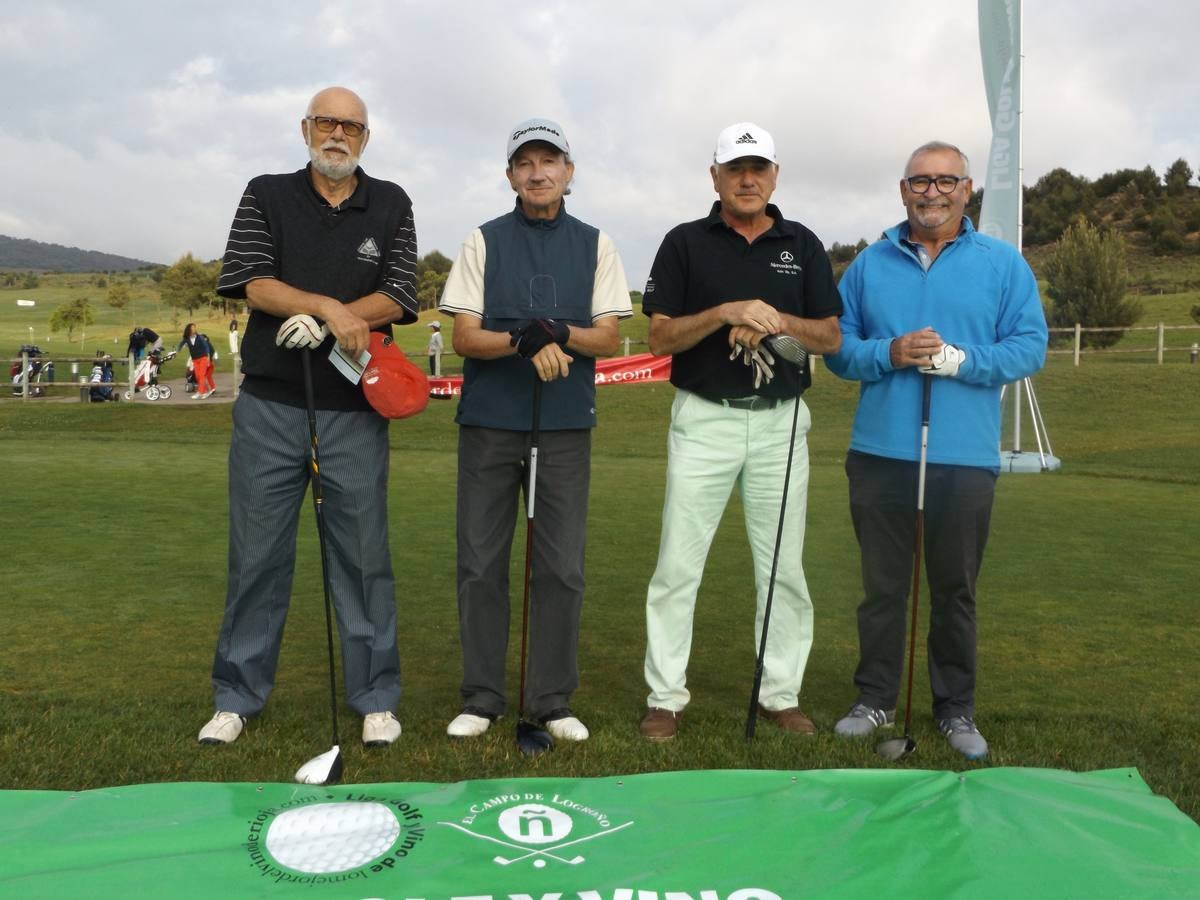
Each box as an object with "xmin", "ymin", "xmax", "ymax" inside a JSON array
[{"xmin": 713, "ymin": 122, "xmax": 777, "ymax": 165}]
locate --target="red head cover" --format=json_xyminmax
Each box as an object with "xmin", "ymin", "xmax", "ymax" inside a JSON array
[{"xmin": 362, "ymin": 332, "xmax": 429, "ymax": 419}]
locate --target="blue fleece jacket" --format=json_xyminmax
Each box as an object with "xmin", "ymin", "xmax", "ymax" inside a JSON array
[{"xmin": 824, "ymin": 218, "xmax": 1047, "ymax": 470}]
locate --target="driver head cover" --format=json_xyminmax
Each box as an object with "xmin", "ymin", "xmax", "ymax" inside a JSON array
[{"xmin": 362, "ymin": 332, "xmax": 429, "ymax": 419}]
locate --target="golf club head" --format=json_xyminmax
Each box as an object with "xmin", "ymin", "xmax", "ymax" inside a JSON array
[
  {"xmin": 516, "ymin": 720, "xmax": 553, "ymax": 756},
  {"xmin": 294, "ymin": 745, "xmax": 343, "ymax": 785},
  {"xmin": 876, "ymin": 735, "xmax": 917, "ymax": 762},
  {"xmin": 764, "ymin": 334, "xmax": 809, "ymax": 369}
]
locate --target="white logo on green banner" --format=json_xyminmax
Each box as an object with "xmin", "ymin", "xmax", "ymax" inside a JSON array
[{"xmin": 439, "ymin": 791, "xmax": 634, "ymax": 869}]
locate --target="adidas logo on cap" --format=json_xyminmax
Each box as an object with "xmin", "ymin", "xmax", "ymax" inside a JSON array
[{"xmin": 714, "ymin": 122, "xmax": 777, "ymax": 164}]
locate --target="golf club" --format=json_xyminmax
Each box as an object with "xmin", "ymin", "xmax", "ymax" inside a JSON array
[
  {"xmin": 293, "ymin": 348, "xmax": 344, "ymax": 786},
  {"xmin": 745, "ymin": 335, "xmax": 809, "ymax": 739},
  {"xmin": 877, "ymin": 374, "xmax": 933, "ymax": 762},
  {"xmin": 516, "ymin": 376, "xmax": 553, "ymax": 755}
]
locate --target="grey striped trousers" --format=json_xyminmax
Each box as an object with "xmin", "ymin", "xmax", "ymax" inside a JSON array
[{"xmin": 211, "ymin": 391, "xmax": 400, "ymax": 717}]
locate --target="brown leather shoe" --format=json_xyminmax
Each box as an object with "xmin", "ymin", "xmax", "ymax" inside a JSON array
[
  {"xmin": 758, "ymin": 705, "xmax": 816, "ymax": 735},
  {"xmin": 639, "ymin": 707, "xmax": 682, "ymax": 741}
]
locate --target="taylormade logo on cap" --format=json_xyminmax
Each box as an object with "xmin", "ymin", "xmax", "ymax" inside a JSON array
[
  {"xmin": 713, "ymin": 122, "xmax": 777, "ymax": 164},
  {"xmin": 507, "ymin": 117, "xmax": 571, "ymax": 161}
]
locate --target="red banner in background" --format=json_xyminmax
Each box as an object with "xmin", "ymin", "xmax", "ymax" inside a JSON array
[{"xmin": 428, "ymin": 352, "xmax": 671, "ymax": 398}]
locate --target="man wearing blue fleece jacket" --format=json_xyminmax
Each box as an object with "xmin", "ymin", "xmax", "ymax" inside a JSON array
[{"xmin": 824, "ymin": 141, "xmax": 1047, "ymax": 760}]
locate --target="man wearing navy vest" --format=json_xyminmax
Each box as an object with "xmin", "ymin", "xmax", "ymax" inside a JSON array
[{"xmin": 439, "ymin": 118, "xmax": 632, "ymax": 741}]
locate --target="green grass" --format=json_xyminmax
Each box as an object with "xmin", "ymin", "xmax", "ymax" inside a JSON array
[{"xmin": 0, "ymin": 357, "xmax": 1197, "ymax": 826}]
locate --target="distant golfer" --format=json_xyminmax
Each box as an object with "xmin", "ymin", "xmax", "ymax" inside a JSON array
[
  {"xmin": 437, "ymin": 118, "xmax": 632, "ymax": 741},
  {"xmin": 199, "ymin": 85, "xmax": 418, "ymax": 749},
  {"xmin": 426, "ymin": 320, "xmax": 443, "ymax": 376},
  {"xmin": 824, "ymin": 141, "xmax": 1047, "ymax": 759},
  {"xmin": 639, "ymin": 122, "xmax": 842, "ymax": 741},
  {"xmin": 126, "ymin": 326, "xmax": 161, "ymax": 362}
]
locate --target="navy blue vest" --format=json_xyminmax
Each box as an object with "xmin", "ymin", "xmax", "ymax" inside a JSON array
[{"xmin": 456, "ymin": 202, "xmax": 600, "ymax": 431}]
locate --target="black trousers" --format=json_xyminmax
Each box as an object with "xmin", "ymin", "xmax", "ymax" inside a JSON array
[
  {"xmin": 845, "ymin": 451, "xmax": 996, "ymax": 719},
  {"xmin": 455, "ymin": 425, "xmax": 591, "ymax": 720}
]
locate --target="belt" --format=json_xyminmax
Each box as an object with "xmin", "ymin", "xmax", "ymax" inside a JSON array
[{"xmin": 715, "ymin": 395, "xmax": 780, "ymax": 411}]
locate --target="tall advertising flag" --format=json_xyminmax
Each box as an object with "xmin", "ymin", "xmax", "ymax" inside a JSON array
[{"xmin": 978, "ymin": 0, "xmax": 1021, "ymax": 247}]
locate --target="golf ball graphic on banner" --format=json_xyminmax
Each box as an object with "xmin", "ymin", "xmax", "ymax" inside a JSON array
[
  {"xmin": 245, "ymin": 792, "xmax": 426, "ymax": 888},
  {"xmin": 265, "ymin": 802, "xmax": 399, "ymax": 872}
]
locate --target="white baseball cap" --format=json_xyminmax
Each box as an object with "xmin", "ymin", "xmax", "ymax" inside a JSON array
[
  {"xmin": 713, "ymin": 122, "xmax": 776, "ymax": 164},
  {"xmin": 427, "ymin": 321, "xmax": 440, "ymax": 329},
  {"xmin": 507, "ymin": 118, "xmax": 571, "ymax": 161}
]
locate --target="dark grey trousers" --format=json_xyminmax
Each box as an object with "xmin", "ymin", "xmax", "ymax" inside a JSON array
[
  {"xmin": 212, "ymin": 392, "xmax": 400, "ymax": 717},
  {"xmin": 456, "ymin": 425, "xmax": 590, "ymax": 720},
  {"xmin": 846, "ymin": 451, "xmax": 996, "ymax": 720}
]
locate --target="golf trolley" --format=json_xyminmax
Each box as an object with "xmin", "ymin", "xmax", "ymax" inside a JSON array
[
  {"xmin": 124, "ymin": 348, "xmax": 177, "ymax": 401},
  {"xmin": 10, "ymin": 345, "xmax": 55, "ymax": 397}
]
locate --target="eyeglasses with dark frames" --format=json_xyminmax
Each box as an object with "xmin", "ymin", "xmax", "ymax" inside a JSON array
[
  {"xmin": 305, "ymin": 116, "xmax": 367, "ymax": 138},
  {"xmin": 905, "ymin": 174, "xmax": 969, "ymax": 195}
]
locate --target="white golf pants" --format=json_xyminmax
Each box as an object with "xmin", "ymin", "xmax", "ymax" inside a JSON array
[{"xmin": 644, "ymin": 389, "xmax": 815, "ymax": 713}]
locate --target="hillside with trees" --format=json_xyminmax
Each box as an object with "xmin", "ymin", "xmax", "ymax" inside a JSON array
[{"xmin": 0, "ymin": 234, "xmax": 158, "ymax": 273}]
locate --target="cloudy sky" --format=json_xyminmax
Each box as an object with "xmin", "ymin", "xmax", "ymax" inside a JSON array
[{"xmin": 2, "ymin": 1, "xmax": 1196, "ymax": 287}]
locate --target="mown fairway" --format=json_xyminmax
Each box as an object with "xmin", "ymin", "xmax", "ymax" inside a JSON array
[{"xmin": 1, "ymin": 352, "xmax": 1196, "ymax": 823}]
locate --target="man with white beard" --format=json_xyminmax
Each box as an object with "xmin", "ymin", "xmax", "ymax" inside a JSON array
[{"xmin": 199, "ymin": 86, "xmax": 418, "ymax": 750}]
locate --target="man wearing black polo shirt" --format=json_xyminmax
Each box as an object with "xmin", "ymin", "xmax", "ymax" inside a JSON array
[
  {"xmin": 639, "ymin": 122, "xmax": 842, "ymax": 741},
  {"xmin": 198, "ymin": 86, "xmax": 418, "ymax": 749}
]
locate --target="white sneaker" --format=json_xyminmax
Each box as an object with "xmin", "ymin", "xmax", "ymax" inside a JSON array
[
  {"xmin": 198, "ymin": 711, "xmax": 245, "ymax": 744},
  {"xmin": 362, "ymin": 711, "xmax": 401, "ymax": 746},
  {"xmin": 447, "ymin": 710, "xmax": 494, "ymax": 738},
  {"xmin": 190, "ymin": 392, "xmax": 202, "ymax": 400},
  {"xmin": 542, "ymin": 711, "xmax": 589, "ymax": 742}
]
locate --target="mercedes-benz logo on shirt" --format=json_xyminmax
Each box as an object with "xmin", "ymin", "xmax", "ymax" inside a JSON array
[{"xmin": 779, "ymin": 251, "xmax": 794, "ymax": 262}]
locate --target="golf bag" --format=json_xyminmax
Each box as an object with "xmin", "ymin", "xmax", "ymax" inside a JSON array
[
  {"xmin": 10, "ymin": 345, "xmax": 54, "ymax": 397},
  {"xmin": 125, "ymin": 348, "xmax": 176, "ymax": 401},
  {"xmin": 88, "ymin": 355, "xmax": 121, "ymax": 402}
]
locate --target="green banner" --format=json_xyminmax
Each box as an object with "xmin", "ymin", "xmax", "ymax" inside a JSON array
[{"xmin": 1, "ymin": 768, "xmax": 1196, "ymax": 898}]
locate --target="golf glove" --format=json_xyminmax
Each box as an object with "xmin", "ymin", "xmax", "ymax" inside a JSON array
[
  {"xmin": 510, "ymin": 318, "xmax": 570, "ymax": 359},
  {"xmin": 920, "ymin": 343, "xmax": 966, "ymax": 377},
  {"xmin": 276, "ymin": 314, "xmax": 328, "ymax": 350},
  {"xmin": 729, "ymin": 342, "xmax": 776, "ymax": 389}
]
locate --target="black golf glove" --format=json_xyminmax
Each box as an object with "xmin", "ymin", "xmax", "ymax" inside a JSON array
[{"xmin": 510, "ymin": 318, "xmax": 570, "ymax": 359}]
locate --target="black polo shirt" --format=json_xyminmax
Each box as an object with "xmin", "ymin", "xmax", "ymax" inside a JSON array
[
  {"xmin": 216, "ymin": 165, "xmax": 418, "ymax": 410},
  {"xmin": 643, "ymin": 201, "xmax": 841, "ymax": 400}
]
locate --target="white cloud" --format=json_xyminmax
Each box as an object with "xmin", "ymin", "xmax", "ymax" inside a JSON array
[{"xmin": 1, "ymin": 0, "xmax": 1196, "ymax": 284}]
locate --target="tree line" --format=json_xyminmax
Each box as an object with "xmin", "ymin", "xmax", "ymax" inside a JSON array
[{"xmin": 28, "ymin": 157, "xmax": 1200, "ymax": 346}]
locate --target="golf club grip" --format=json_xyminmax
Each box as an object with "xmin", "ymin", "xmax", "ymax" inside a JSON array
[
  {"xmin": 921, "ymin": 373, "xmax": 932, "ymax": 426},
  {"xmin": 527, "ymin": 377, "xmax": 542, "ymax": 519}
]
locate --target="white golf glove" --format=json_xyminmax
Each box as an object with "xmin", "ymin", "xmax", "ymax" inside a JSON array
[
  {"xmin": 729, "ymin": 342, "xmax": 776, "ymax": 389},
  {"xmin": 920, "ymin": 343, "xmax": 966, "ymax": 377},
  {"xmin": 276, "ymin": 314, "xmax": 328, "ymax": 350}
]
